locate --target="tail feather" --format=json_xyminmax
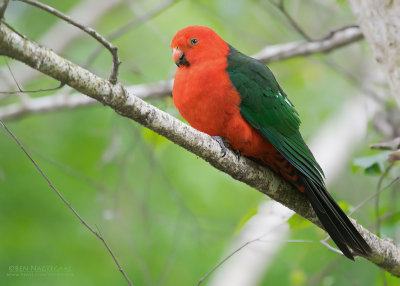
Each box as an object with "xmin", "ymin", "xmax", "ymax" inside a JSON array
[
  {"xmin": 300, "ymin": 175, "xmax": 371, "ymax": 260},
  {"xmin": 254, "ymin": 151, "xmax": 371, "ymax": 259}
]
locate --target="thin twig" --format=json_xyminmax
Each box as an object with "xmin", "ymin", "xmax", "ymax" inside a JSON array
[
  {"xmin": 95, "ymin": 225, "xmax": 134, "ymax": 285},
  {"xmin": 266, "ymin": 0, "xmax": 360, "ymax": 43},
  {"xmin": 196, "ymin": 238, "xmax": 259, "ymax": 286},
  {"xmin": 16, "ymin": 0, "xmax": 121, "ymax": 84},
  {"xmin": 3, "ymin": 23, "xmax": 400, "ymax": 276},
  {"xmin": 350, "ymin": 173, "xmax": 400, "ymax": 216},
  {"xmin": 1, "ymin": 57, "xmax": 65, "ymax": 94},
  {"xmin": 84, "ymin": 0, "xmax": 177, "ymax": 69},
  {"xmin": 0, "ymin": 119, "xmax": 134, "ymax": 286},
  {"xmin": 370, "ymin": 137, "xmax": 400, "ymax": 151},
  {"xmin": 0, "ymin": 83, "xmax": 64, "ymax": 94},
  {"xmin": 197, "ymin": 236, "xmax": 314, "ymax": 285},
  {"xmin": 0, "ymin": 25, "xmax": 363, "ymax": 120},
  {"xmin": 0, "ymin": 0, "xmax": 10, "ymax": 19},
  {"xmin": 0, "ymin": 19, "xmax": 26, "ymax": 39},
  {"xmin": 4, "ymin": 57, "xmax": 23, "ymax": 91},
  {"xmin": 375, "ymin": 163, "xmax": 394, "ymax": 236},
  {"xmin": 2, "ymin": 57, "xmax": 28, "ymax": 104},
  {"xmin": 268, "ymin": 0, "xmax": 313, "ymax": 41},
  {"xmin": 30, "ymin": 146, "xmax": 110, "ymax": 193},
  {"xmin": 252, "ymin": 25, "xmax": 363, "ymax": 63},
  {"xmin": 197, "ymin": 217, "xmax": 312, "ymax": 286},
  {"xmin": 316, "ymin": 24, "xmax": 360, "ymax": 42},
  {"xmin": 107, "ymin": 0, "xmax": 177, "ymax": 42},
  {"xmin": 320, "ymin": 238, "xmax": 344, "ymax": 256}
]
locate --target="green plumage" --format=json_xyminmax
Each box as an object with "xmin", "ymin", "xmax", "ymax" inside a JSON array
[
  {"xmin": 226, "ymin": 45, "xmax": 325, "ymax": 186},
  {"xmin": 225, "ymin": 44, "xmax": 371, "ymax": 260}
]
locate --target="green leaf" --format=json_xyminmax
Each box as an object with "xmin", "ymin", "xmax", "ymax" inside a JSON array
[
  {"xmin": 364, "ymin": 163, "xmax": 382, "ymax": 175},
  {"xmin": 353, "ymin": 151, "xmax": 391, "ymax": 176},
  {"xmin": 288, "ymin": 213, "xmax": 312, "ymax": 230},
  {"xmin": 235, "ymin": 205, "xmax": 258, "ymax": 233}
]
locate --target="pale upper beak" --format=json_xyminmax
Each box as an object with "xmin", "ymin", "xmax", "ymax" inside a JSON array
[
  {"xmin": 172, "ymin": 48, "xmax": 189, "ymax": 67},
  {"xmin": 173, "ymin": 48, "xmax": 183, "ymax": 64}
]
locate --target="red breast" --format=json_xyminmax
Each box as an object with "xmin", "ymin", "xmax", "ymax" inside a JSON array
[{"xmin": 171, "ymin": 26, "xmax": 301, "ymax": 188}]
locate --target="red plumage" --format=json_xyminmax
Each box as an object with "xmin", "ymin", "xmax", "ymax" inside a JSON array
[
  {"xmin": 170, "ymin": 26, "xmax": 371, "ymax": 260},
  {"xmin": 172, "ymin": 26, "xmax": 301, "ymax": 189}
]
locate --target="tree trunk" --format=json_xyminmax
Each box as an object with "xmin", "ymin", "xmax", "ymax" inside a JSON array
[{"xmin": 348, "ymin": 0, "xmax": 400, "ymax": 106}]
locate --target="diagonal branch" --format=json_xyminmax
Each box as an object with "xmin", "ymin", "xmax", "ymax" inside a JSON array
[
  {"xmin": 1, "ymin": 23, "xmax": 399, "ymax": 276},
  {"xmin": 0, "ymin": 26, "xmax": 362, "ymax": 120}
]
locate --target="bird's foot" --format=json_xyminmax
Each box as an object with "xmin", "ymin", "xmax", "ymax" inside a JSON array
[
  {"xmin": 235, "ymin": 149, "xmax": 241, "ymax": 161},
  {"xmin": 211, "ymin": 136, "xmax": 228, "ymax": 157}
]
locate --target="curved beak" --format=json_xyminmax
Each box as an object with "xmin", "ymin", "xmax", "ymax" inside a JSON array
[
  {"xmin": 173, "ymin": 48, "xmax": 189, "ymax": 67},
  {"xmin": 173, "ymin": 48, "xmax": 183, "ymax": 63}
]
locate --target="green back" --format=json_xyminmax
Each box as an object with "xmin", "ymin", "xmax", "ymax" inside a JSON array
[{"xmin": 226, "ymin": 45, "xmax": 325, "ymax": 186}]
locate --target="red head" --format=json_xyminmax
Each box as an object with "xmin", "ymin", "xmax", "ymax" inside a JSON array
[{"xmin": 170, "ymin": 25, "xmax": 229, "ymax": 68}]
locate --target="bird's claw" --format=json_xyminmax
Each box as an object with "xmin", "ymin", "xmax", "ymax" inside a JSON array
[
  {"xmin": 211, "ymin": 136, "xmax": 227, "ymax": 157},
  {"xmin": 235, "ymin": 149, "xmax": 241, "ymax": 161}
]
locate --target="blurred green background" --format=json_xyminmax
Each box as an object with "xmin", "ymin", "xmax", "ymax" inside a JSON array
[{"xmin": 0, "ymin": 0, "xmax": 399, "ymax": 285}]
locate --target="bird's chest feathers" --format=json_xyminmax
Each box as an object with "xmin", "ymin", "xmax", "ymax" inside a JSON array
[{"xmin": 173, "ymin": 60, "xmax": 241, "ymax": 136}]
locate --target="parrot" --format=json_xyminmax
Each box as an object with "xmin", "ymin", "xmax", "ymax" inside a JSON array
[{"xmin": 170, "ymin": 25, "xmax": 371, "ymax": 260}]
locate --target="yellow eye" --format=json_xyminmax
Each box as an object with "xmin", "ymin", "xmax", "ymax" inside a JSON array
[{"xmin": 190, "ymin": 38, "xmax": 199, "ymax": 45}]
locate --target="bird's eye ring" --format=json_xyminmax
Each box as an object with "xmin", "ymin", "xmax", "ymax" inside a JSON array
[{"xmin": 190, "ymin": 38, "xmax": 199, "ymax": 45}]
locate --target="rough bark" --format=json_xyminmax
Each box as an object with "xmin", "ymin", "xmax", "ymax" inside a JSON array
[
  {"xmin": 0, "ymin": 26, "xmax": 362, "ymax": 120},
  {"xmin": 348, "ymin": 0, "xmax": 400, "ymax": 106},
  {"xmin": 1, "ymin": 23, "xmax": 400, "ymax": 276}
]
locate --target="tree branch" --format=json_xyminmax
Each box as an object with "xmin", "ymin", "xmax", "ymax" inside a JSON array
[
  {"xmin": 0, "ymin": 0, "xmax": 121, "ymax": 90},
  {"xmin": 17, "ymin": 0, "xmax": 121, "ymax": 84},
  {"xmin": 253, "ymin": 26, "xmax": 362, "ymax": 63},
  {"xmin": 0, "ymin": 80, "xmax": 173, "ymax": 119},
  {"xmin": 348, "ymin": 0, "xmax": 400, "ymax": 107},
  {"xmin": 0, "ymin": 0, "xmax": 9, "ymax": 19},
  {"xmin": 1, "ymin": 23, "xmax": 399, "ymax": 276},
  {"xmin": 0, "ymin": 26, "xmax": 362, "ymax": 120}
]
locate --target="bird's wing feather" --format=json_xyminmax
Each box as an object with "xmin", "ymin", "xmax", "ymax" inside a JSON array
[
  {"xmin": 226, "ymin": 45, "xmax": 325, "ymax": 186},
  {"xmin": 224, "ymin": 45, "xmax": 372, "ymax": 259}
]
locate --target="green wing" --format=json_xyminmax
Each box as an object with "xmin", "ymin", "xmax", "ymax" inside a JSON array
[{"xmin": 226, "ymin": 45, "xmax": 325, "ymax": 186}]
